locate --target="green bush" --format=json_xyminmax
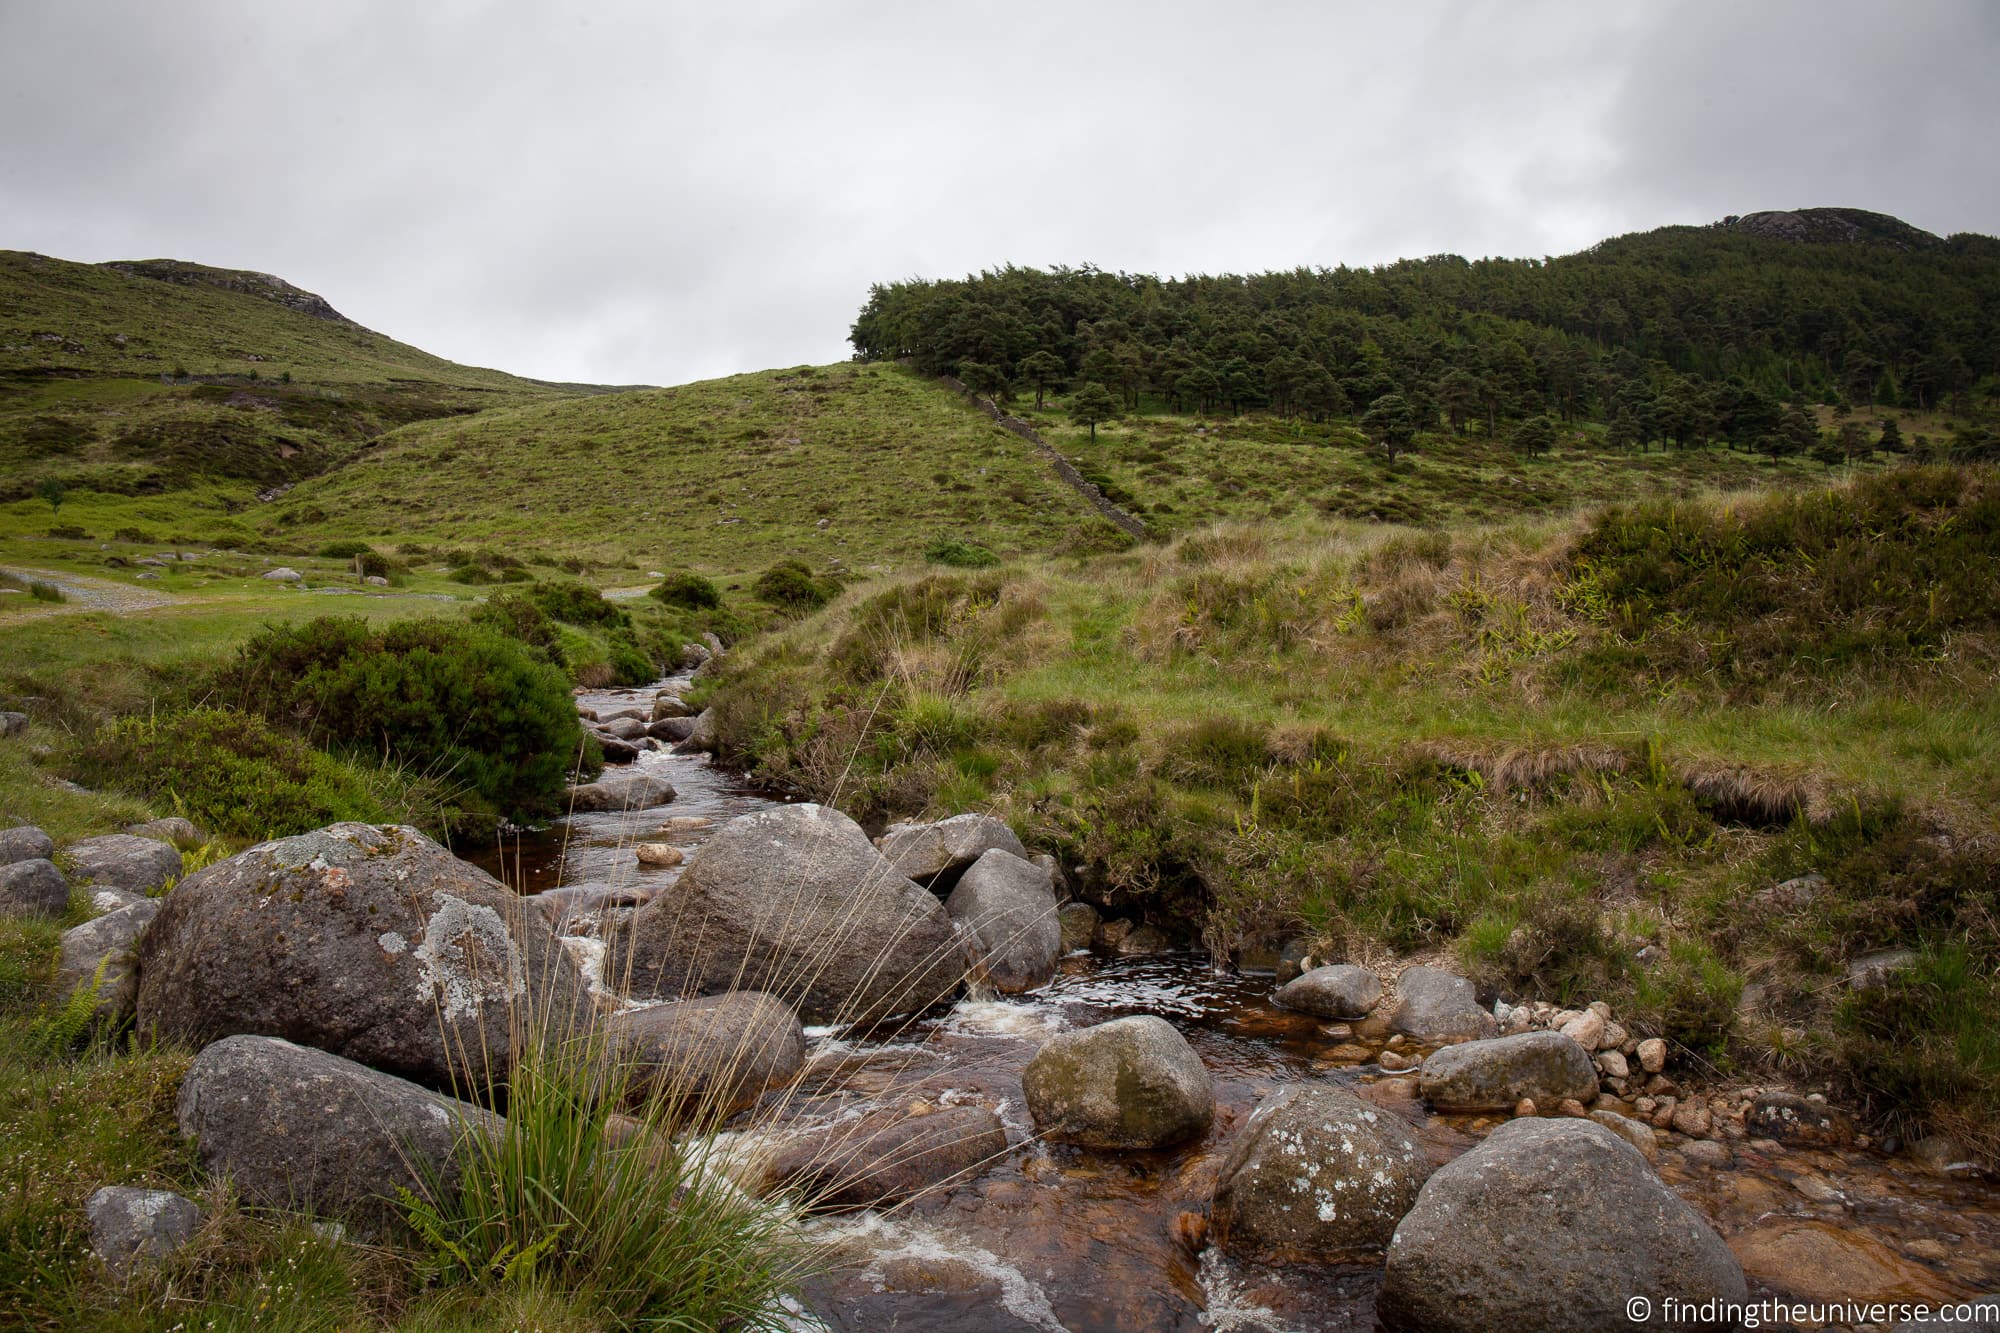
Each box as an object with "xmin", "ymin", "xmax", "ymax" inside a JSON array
[
  {"xmin": 753, "ymin": 559, "xmax": 835, "ymax": 611},
  {"xmin": 924, "ymin": 536, "xmax": 999, "ymax": 568},
  {"xmin": 649, "ymin": 571, "xmax": 721, "ymax": 610},
  {"xmin": 469, "ymin": 593, "xmax": 566, "ymax": 666},
  {"xmin": 316, "ymin": 540, "xmax": 375, "ymax": 559},
  {"xmin": 527, "ymin": 579, "xmax": 630, "ymax": 629},
  {"xmin": 213, "ymin": 617, "xmax": 589, "ymax": 820},
  {"xmin": 66, "ymin": 708, "xmax": 415, "ymax": 840}
]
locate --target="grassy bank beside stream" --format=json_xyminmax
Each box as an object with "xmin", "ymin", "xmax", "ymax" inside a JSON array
[{"xmin": 704, "ymin": 464, "xmax": 2000, "ymax": 1156}]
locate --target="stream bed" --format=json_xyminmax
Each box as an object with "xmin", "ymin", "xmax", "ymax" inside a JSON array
[{"xmin": 477, "ymin": 681, "xmax": 2000, "ymax": 1332}]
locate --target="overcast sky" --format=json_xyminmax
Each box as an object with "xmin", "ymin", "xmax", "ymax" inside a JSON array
[{"xmin": 3, "ymin": 1, "xmax": 1997, "ymax": 387}]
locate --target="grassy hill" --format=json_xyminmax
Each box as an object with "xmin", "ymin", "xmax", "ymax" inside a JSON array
[
  {"xmin": 0, "ymin": 250, "xmax": 604, "ymax": 503},
  {"xmin": 252, "ymin": 361, "xmax": 1124, "ymax": 578}
]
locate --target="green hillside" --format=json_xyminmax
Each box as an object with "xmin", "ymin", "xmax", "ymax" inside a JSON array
[
  {"xmin": 254, "ymin": 361, "xmax": 1120, "ymax": 576},
  {"xmin": 0, "ymin": 250, "xmax": 599, "ymax": 501}
]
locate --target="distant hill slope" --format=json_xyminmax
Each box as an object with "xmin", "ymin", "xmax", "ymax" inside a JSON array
[
  {"xmin": 0, "ymin": 250, "xmax": 610, "ymax": 500},
  {"xmin": 262, "ymin": 362, "xmax": 1119, "ymax": 575}
]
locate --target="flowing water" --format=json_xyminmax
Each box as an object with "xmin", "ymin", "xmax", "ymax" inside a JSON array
[{"xmin": 481, "ymin": 681, "xmax": 2000, "ymax": 1332}]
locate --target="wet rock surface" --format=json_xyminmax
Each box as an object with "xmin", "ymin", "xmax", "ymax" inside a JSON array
[
  {"xmin": 945, "ymin": 848, "xmax": 1062, "ymax": 994},
  {"xmin": 1271, "ymin": 963, "xmax": 1382, "ymax": 1019}
]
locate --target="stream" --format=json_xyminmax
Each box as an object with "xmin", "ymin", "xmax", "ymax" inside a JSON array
[{"xmin": 476, "ymin": 679, "xmax": 2000, "ymax": 1332}]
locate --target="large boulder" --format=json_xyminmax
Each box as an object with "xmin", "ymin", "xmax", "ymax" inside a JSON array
[
  {"xmin": 598, "ymin": 716, "xmax": 651, "ymax": 741},
  {"xmin": 648, "ymin": 716, "xmax": 697, "ymax": 743},
  {"xmin": 1417, "ymin": 1031, "xmax": 1599, "ymax": 1112},
  {"xmin": 86, "ymin": 1186, "xmax": 202, "ymax": 1275},
  {"xmin": 877, "ymin": 814, "xmax": 1029, "ymax": 892},
  {"xmin": 605, "ymin": 991, "xmax": 805, "ymax": 1119},
  {"xmin": 765, "ymin": 1105, "xmax": 1008, "ymax": 1210},
  {"xmin": 136, "ymin": 823, "xmax": 590, "ymax": 1091},
  {"xmin": 0, "ymin": 824, "xmax": 54, "ymax": 867},
  {"xmin": 944, "ymin": 848, "xmax": 1062, "ymax": 994},
  {"xmin": 58, "ymin": 899, "xmax": 160, "ymax": 1027},
  {"xmin": 1380, "ymin": 1118, "xmax": 1746, "ymax": 1332},
  {"xmin": 1385, "ymin": 966, "xmax": 1497, "ymax": 1044},
  {"xmin": 176, "ymin": 1034, "xmax": 498, "ymax": 1228},
  {"xmin": 1272, "ymin": 964, "xmax": 1382, "ymax": 1019},
  {"xmin": 1212, "ymin": 1085, "xmax": 1430, "ymax": 1264},
  {"xmin": 605, "ymin": 804, "xmax": 962, "ymax": 1025},
  {"xmin": 672, "ymin": 709, "xmax": 718, "ymax": 755},
  {"xmin": 0, "ymin": 857, "xmax": 68, "ymax": 917},
  {"xmin": 66, "ymin": 834, "xmax": 183, "ymax": 894},
  {"xmin": 566, "ymin": 770, "xmax": 677, "ymax": 813},
  {"xmin": 1022, "ymin": 1015, "xmax": 1214, "ymax": 1149}
]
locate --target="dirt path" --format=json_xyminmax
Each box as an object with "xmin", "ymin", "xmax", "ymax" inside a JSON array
[{"xmin": 0, "ymin": 564, "xmax": 179, "ymax": 616}]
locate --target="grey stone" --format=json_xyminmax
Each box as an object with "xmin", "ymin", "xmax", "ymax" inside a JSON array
[
  {"xmin": 1848, "ymin": 948, "xmax": 1919, "ymax": 990},
  {"xmin": 1113, "ymin": 923, "xmax": 1173, "ymax": 955},
  {"xmin": 0, "ymin": 824, "xmax": 54, "ymax": 867},
  {"xmin": 592, "ymin": 732, "xmax": 641, "ymax": 764},
  {"xmin": 1273, "ymin": 964, "xmax": 1382, "ymax": 1020},
  {"xmin": 1022, "ymin": 1015, "xmax": 1214, "ymax": 1149},
  {"xmin": 765, "ymin": 1105, "xmax": 1007, "ymax": 1210},
  {"xmin": 125, "ymin": 817, "xmax": 202, "ymax": 849},
  {"xmin": 1380, "ymin": 1119, "xmax": 1746, "ymax": 1332},
  {"xmin": 671, "ymin": 709, "xmax": 717, "ymax": 754},
  {"xmin": 86, "ymin": 1185, "xmax": 201, "ymax": 1274},
  {"xmin": 1212, "ymin": 1085, "xmax": 1430, "ymax": 1264},
  {"xmin": 66, "ymin": 833, "xmax": 183, "ymax": 894},
  {"xmin": 1590, "ymin": 1109, "xmax": 1660, "ymax": 1161},
  {"xmin": 89, "ymin": 886, "xmax": 147, "ymax": 916},
  {"xmin": 566, "ymin": 770, "xmax": 678, "ymax": 812},
  {"xmin": 176, "ymin": 1034, "xmax": 497, "ymax": 1228},
  {"xmin": 599, "ymin": 716, "xmax": 650, "ymax": 741},
  {"xmin": 1744, "ymin": 1092, "xmax": 1855, "ymax": 1148},
  {"xmin": 58, "ymin": 899, "xmax": 161, "ymax": 1027},
  {"xmin": 0, "ymin": 857, "xmax": 69, "ymax": 916},
  {"xmin": 877, "ymin": 813, "xmax": 1029, "ymax": 892},
  {"xmin": 1418, "ymin": 1032, "xmax": 1599, "ymax": 1112},
  {"xmin": 607, "ymin": 804, "xmax": 962, "ymax": 1025},
  {"xmin": 648, "ymin": 716, "xmax": 697, "ymax": 742},
  {"xmin": 650, "ymin": 695, "xmax": 694, "ymax": 721},
  {"xmin": 1274, "ymin": 938, "xmax": 1312, "ymax": 985},
  {"xmin": 137, "ymin": 823, "xmax": 589, "ymax": 1091},
  {"xmin": 260, "ymin": 567, "xmax": 302, "ymax": 582},
  {"xmin": 945, "ymin": 848, "xmax": 1062, "ymax": 994},
  {"xmin": 1386, "ymin": 966, "xmax": 1497, "ymax": 1044},
  {"xmin": 1754, "ymin": 872, "xmax": 1825, "ymax": 911},
  {"xmin": 606, "ymin": 991, "xmax": 804, "ymax": 1119},
  {"xmin": 1058, "ymin": 901, "xmax": 1099, "ymax": 952},
  {"xmin": 0, "ymin": 711, "xmax": 27, "ymax": 738}
]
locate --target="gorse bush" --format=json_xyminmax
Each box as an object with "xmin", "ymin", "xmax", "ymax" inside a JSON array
[
  {"xmin": 753, "ymin": 559, "xmax": 836, "ymax": 612},
  {"xmin": 65, "ymin": 707, "xmax": 427, "ymax": 840},
  {"xmin": 469, "ymin": 592, "xmax": 567, "ymax": 666},
  {"xmin": 213, "ymin": 616, "xmax": 589, "ymax": 820},
  {"xmin": 650, "ymin": 571, "xmax": 721, "ymax": 610},
  {"xmin": 526, "ymin": 579, "xmax": 630, "ymax": 630}
]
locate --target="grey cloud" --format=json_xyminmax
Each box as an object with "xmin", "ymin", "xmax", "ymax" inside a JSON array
[{"xmin": 1, "ymin": 1, "xmax": 1993, "ymax": 385}]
